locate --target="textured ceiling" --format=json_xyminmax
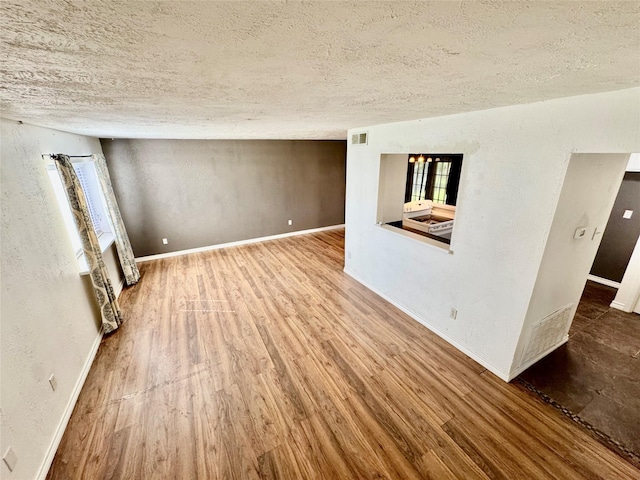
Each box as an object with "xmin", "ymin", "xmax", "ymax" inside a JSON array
[{"xmin": 1, "ymin": 1, "xmax": 639, "ymax": 139}]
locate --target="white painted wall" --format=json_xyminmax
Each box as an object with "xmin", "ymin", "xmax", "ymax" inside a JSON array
[
  {"xmin": 377, "ymin": 154, "xmax": 408, "ymax": 224},
  {"xmin": 344, "ymin": 87, "xmax": 640, "ymax": 380},
  {"xmin": 511, "ymin": 153, "xmax": 630, "ymax": 376},
  {"xmin": 0, "ymin": 119, "xmax": 121, "ymax": 480}
]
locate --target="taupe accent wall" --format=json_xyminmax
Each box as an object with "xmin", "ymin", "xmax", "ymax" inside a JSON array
[{"xmin": 100, "ymin": 139, "xmax": 346, "ymax": 257}]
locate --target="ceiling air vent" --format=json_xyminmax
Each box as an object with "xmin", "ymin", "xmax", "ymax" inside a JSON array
[{"xmin": 351, "ymin": 132, "xmax": 368, "ymax": 145}]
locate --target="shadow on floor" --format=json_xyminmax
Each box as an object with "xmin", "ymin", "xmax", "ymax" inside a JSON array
[{"xmin": 518, "ymin": 281, "xmax": 640, "ymax": 464}]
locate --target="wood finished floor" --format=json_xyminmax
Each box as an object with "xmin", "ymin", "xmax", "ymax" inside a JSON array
[{"xmin": 47, "ymin": 229, "xmax": 640, "ymax": 480}]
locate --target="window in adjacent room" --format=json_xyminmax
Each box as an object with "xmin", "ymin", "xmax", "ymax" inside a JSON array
[{"xmin": 404, "ymin": 154, "xmax": 462, "ymax": 205}]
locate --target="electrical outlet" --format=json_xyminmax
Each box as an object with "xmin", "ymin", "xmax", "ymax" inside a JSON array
[
  {"xmin": 573, "ymin": 227, "xmax": 587, "ymax": 239},
  {"xmin": 449, "ymin": 308, "xmax": 458, "ymax": 320},
  {"xmin": 48, "ymin": 374, "xmax": 57, "ymax": 391},
  {"xmin": 162, "ymin": 238, "xmax": 168, "ymax": 245},
  {"xmin": 3, "ymin": 447, "xmax": 18, "ymax": 472},
  {"xmin": 288, "ymin": 219, "xmax": 292, "ymax": 226}
]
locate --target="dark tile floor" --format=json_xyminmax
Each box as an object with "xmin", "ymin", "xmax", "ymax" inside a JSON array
[{"xmin": 519, "ymin": 281, "xmax": 640, "ymax": 458}]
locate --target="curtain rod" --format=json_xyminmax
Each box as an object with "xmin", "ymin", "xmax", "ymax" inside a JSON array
[{"xmin": 42, "ymin": 154, "xmax": 94, "ymax": 159}]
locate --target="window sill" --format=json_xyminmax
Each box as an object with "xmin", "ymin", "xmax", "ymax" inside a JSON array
[
  {"xmin": 378, "ymin": 223, "xmax": 454, "ymax": 254},
  {"xmin": 78, "ymin": 233, "xmax": 115, "ymax": 275}
]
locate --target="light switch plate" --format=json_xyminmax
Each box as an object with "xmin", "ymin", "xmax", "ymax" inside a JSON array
[
  {"xmin": 623, "ymin": 210, "xmax": 633, "ymax": 219},
  {"xmin": 3, "ymin": 447, "xmax": 18, "ymax": 472}
]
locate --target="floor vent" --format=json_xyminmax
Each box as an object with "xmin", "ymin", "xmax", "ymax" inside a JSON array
[
  {"xmin": 351, "ymin": 132, "xmax": 368, "ymax": 145},
  {"xmin": 521, "ymin": 304, "xmax": 573, "ymax": 365}
]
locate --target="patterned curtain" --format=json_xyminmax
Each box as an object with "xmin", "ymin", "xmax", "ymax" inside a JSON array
[
  {"xmin": 52, "ymin": 154, "xmax": 123, "ymax": 334},
  {"xmin": 92, "ymin": 153, "xmax": 140, "ymax": 285}
]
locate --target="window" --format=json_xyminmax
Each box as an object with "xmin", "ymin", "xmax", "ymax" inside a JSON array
[
  {"xmin": 432, "ymin": 161, "xmax": 452, "ymax": 204},
  {"xmin": 72, "ymin": 162, "xmax": 110, "ymax": 236},
  {"xmin": 410, "ymin": 161, "xmax": 428, "ymax": 201},
  {"xmin": 405, "ymin": 154, "xmax": 462, "ymax": 205},
  {"xmin": 46, "ymin": 157, "xmax": 114, "ymax": 272}
]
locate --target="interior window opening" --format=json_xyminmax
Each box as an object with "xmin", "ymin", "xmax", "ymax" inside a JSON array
[{"xmin": 377, "ymin": 153, "xmax": 464, "ymax": 246}]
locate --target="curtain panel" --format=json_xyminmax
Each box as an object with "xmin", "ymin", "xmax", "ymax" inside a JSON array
[
  {"xmin": 92, "ymin": 153, "xmax": 140, "ymax": 285},
  {"xmin": 52, "ymin": 154, "xmax": 123, "ymax": 333}
]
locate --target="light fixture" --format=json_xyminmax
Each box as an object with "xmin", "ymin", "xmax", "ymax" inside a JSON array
[
  {"xmin": 427, "ymin": 157, "xmax": 433, "ymax": 162},
  {"xmin": 418, "ymin": 155, "xmax": 425, "ymax": 163},
  {"xmin": 409, "ymin": 156, "xmax": 416, "ymax": 163},
  {"xmin": 435, "ymin": 157, "xmax": 441, "ymax": 161}
]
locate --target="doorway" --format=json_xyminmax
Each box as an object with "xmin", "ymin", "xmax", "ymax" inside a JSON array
[
  {"xmin": 518, "ymin": 153, "xmax": 640, "ymax": 466},
  {"xmin": 590, "ymin": 171, "xmax": 640, "ymax": 288}
]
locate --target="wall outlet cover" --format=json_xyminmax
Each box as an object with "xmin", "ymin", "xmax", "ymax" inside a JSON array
[
  {"xmin": 162, "ymin": 238, "xmax": 169, "ymax": 245},
  {"xmin": 623, "ymin": 209, "xmax": 633, "ymax": 219},
  {"xmin": 573, "ymin": 227, "xmax": 587, "ymax": 239},
  {"xmin": 3, "ymin": 447, "xmax": 18, "ymax": 472},
  {"xmin": 48, "ymin": 374, "xmax": 57, "ymax": 391}
]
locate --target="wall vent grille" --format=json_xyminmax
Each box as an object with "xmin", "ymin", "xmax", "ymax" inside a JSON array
[
  {"xmin": 351, "ymin": 132, "xmax": 368, "ymax": 145},
  {"xmin": 521, "ymin": 304, "xmax": 573, "ymax": 366}
]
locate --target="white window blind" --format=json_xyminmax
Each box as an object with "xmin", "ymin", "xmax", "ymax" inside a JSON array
[{"xmin": 73, "ymin": 162, "xmax": 104, "ymax": 236}]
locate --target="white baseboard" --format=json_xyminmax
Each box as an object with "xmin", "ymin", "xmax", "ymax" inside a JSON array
[
  {"xmin": 343, "ymin": 268, "xmax": 511, "ymax": 382},
  {"xmin": 587, "ymin": 274, "xmax": 621, "ymax": 289},
  {"xmin": 508, "ymin": 335, "xmax": 569, "ymax": 380},
  {"xmin": 115, "ymin": 277, "xmax": 125, "ymax": 298},
  {"xmin": 36, "ymin": 329, "xmax": 104, "ymax": 480},
  {"xmin": 135, "ymin": 224, "xmax": 346, "ymax": 263},
  {"xmin": 609, "ymin": 300, "xmax": 628, "ymax": 312}
]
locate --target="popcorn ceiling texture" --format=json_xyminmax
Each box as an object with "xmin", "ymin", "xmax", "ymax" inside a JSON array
[{"xmin": 0, "ymin": 0, "xmax": 639, "ymax": 139}]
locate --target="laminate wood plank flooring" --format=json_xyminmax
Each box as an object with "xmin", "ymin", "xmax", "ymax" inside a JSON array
[{"xmin": 47, "ymin": 229, "xmax": 640, "ymax": 479}]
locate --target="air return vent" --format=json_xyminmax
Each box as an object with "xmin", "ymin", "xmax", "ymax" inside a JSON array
[
  {"xmin": 521, "ymin": 304, "xmax": 573, "ymax": 366},
  {"xmin": 351, "ymin": 132, "xmax": 368, "ymax": 145}
]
